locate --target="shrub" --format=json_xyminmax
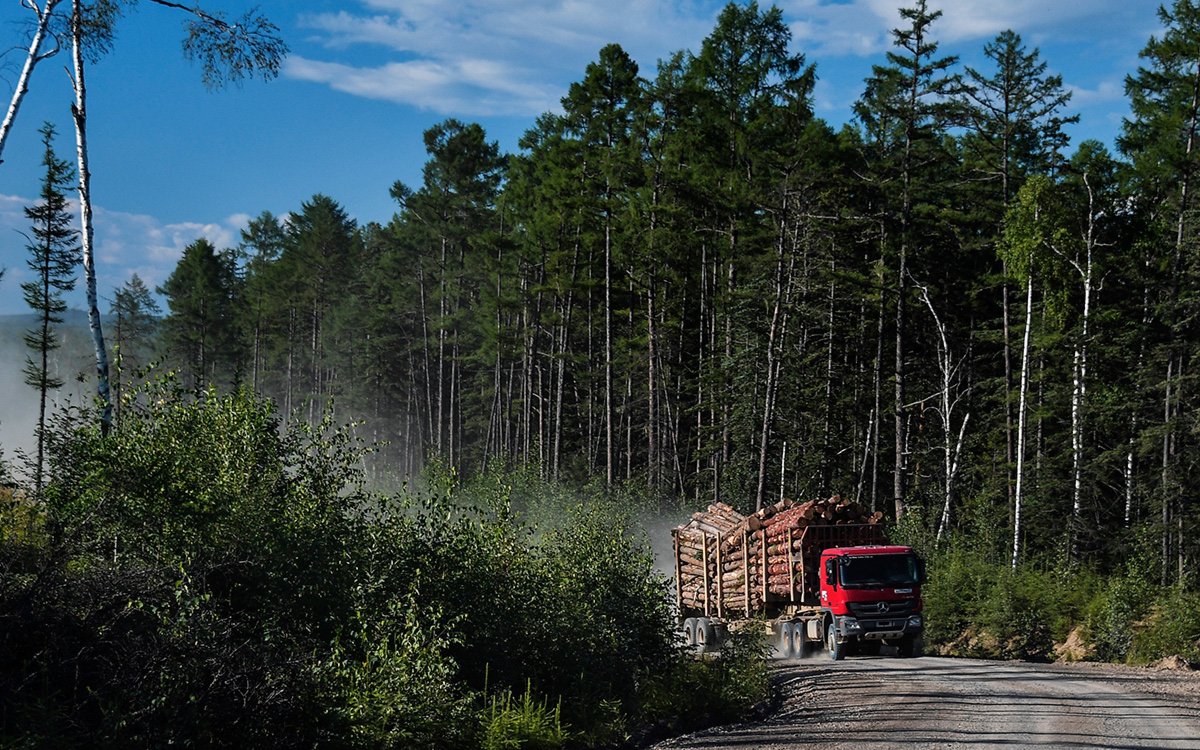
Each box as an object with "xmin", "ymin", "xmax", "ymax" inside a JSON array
[
  {"xmin": 639, "ymin": 626, "xmax": 771, "ymax": 735},
  {"xmin": 1127, "ymin": 587, "xmax": 1200, "ymax": 665},
  {"xmin": 481, "ymin": 681, "xmax": 569, "ymax": 750},
  {"xmin": 1, "ymin": 384, "xmax": 769, "ymax": 748}
]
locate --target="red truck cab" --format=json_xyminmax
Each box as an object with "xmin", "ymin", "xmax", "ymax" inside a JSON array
[{"xmin": 820, "ymin": 545, "xmax": 925, "ymax": 660}]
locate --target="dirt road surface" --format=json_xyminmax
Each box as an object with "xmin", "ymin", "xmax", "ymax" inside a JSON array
[{"xmin": 652, "ymin": 656, "xmax": 1200, "ymax": 749}]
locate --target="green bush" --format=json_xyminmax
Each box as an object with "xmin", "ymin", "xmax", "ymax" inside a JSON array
[
  {"xmin": 1127, "ymin": 587, "xmax": 1200, "ymax": 665},
  {"xmin": 0, "ymin": 384, "xmax": 769, "ymax": 748},
  {"xmin": 920, "ymin": 542, "xmax": 1100, "ymax": 661},
  {"xmin": 639, "ymin": 626, "xmax": 771, "ymax": 735},
  {"xmin": 481, "ymin": 681, "xmax": 569, "ymax": 750},
  {"xmin": 1085, "ymin": 573, "xmax": 1155, "ymax": 662}
]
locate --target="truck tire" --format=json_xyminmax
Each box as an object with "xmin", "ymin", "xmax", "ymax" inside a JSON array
[
  {"xmin": 776, "ymin": 621, "xmax": 795, "ymax": 659},
  {"xmin": 900, "ymin": 634, "xmax": 923, "ymax": 658},
  {"xmin": 794, "ymin": 625, "xmax": 810, "ymax": 659},
  {"xmin": 682, "ymin": 617, "xmax": 698, "ymax": 648},
  {"xmin": 695, "ymin": 618, "xmax": 717, "ymax": 653},
  {"xmin": 826, "ymin": 621, "xmax": 845, "ymax": 662}
]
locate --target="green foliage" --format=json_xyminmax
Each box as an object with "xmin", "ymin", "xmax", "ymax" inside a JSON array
[
  {"xmin": 322, "ymin": 591, "xmax": 474, "ymax": 749},
  {"xmin": 1128, "ymin": 587, "xmax": 1200, "ymax": 664},
  {"xmin": 639, "ymin": 626, "xmax": 771, "ymax": 734},
  {"xmin": 922, "ymin": 543, "xmax": 1099, "ymax": 661},
  {"xmin": 1, "ymin": 385, "xmax": 767, "ymax": 747},
  {"xmin": 482, "ymin": 682, "xmax": 569, "ymax": 750},
  {"xmin": 1086, "ymin": 573, "xmax": 1156, "ymax": 662}
]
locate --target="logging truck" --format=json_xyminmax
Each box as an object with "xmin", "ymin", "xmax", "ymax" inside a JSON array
[{"xmin": 671, "ymin": 497, "xmax": 926, "ymax": 660}]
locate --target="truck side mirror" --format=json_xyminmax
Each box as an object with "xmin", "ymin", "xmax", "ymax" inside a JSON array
[
  {"xmin": 916, "ymin": 558, "xmax": 927, "ymax": 584},
  {"xmin": 824, "ymin": 558, "xmax": 837, "ymax": 588}
]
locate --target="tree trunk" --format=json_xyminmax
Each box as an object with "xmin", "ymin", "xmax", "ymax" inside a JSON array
[
  {"xmin": 70, "ymin": 0, "xmax": 111, "ymax": 435},
  {"xmin": 893, "ymin": 239, "xmax": 907, "ymax": 522},
  {"xmin": 0, "ymin": 0, "xmax": 60, "ymax": 165},
  {"xmin": 1011, "ymin": 274, "xmax": 1033, "ymax": 569},
  {"xmin": 755, "ymin": 210, "xmax": 790, "ymax": 510}
]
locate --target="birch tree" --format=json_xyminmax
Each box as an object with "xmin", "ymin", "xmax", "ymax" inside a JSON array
[
  {"xmin": 65, "ymin": 0, "xmax": 286, "ymax": 434},
  {"xmin": 1000, "ymin": 175, "xmax": 1062, "ymax": 568},
  {"xmin": 0, "ymin": 0, "xmax": 62, "ymax": 165},
  {"xmin": 1054, "ymin": 142, "xmax": 1118, "ymax": 560},
  {"xmin": 913, "ymin": 278, "xmax": 971, "ymax": 543},
  {"xmin": 959, "ymin": 30, "xmax": 1075, "ymax": 519}
]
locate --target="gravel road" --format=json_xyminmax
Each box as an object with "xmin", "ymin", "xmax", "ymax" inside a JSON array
[{"xmin": 652, "ymin": 656, "xmax": 1200, "ymax": 749}]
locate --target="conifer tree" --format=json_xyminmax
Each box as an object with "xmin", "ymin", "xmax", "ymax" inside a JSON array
[
  {"xmin": 110, "ymin": 273, "xmax": 161, "ymax": 426},
  {"xmin": 854, "ymin": 0, "xmax": 960, "ymax": 521},
  {"xmin": 959, "ymin": 30, "xmax": 1076, "ymax": 523},
  {"xmin": 158, "ymin": 238, "xmax": 239, "ymax": 390},
  {"xmin": 1120, "ymin": 0, "xmax": 1200, "ymax": 582},
  {"xmin": 21, "ymin": 122, "xmax": 80, "ymax": 495}
]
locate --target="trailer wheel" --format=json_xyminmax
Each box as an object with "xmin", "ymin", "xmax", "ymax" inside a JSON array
[
  {"xmin": 682, "ymin": 617, "xmax": 698, "ymax": 647},
  {"xmin": 695, "ymin": 618, "xmax": 717, "ymax": 653},
  {"xmin": 776, "ymin": 622, "xmax": 795, "ymax": 659},
  {"xmin": 826, "ymin": 621, "xmax": 845, "ymax": 662}
]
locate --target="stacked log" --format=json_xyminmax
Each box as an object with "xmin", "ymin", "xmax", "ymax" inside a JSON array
[
  {"xmin": 674, "ymin": 502, "xmax": 746, "ymax": 612},
  {"xmin": 673, "ymin": 495, "xmax": 884, "ymax": 616}
]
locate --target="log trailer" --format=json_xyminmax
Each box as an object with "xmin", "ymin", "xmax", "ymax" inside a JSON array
[{"xmin": 671, "ymin": 498, "xmax": 925, "ymax": 660}]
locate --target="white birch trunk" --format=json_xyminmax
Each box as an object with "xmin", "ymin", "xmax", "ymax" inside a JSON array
[
  {"xmin": 1012, "ymin": 274, "xmax": 1033, "ymax": 569},
  {"xmin": 71, "ymin": 0, "xmax": 111, "ymax": 434},
  {"xmin": 0, "ymin": 0, "xmax": 60, "ymax": 165}
]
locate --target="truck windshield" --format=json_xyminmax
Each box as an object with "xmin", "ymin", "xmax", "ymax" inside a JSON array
[{"xmin": 839, "ymin": 554, "xmax": 918, "ymax": 588}]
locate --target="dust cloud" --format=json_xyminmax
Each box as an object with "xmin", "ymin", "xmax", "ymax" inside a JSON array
[{"xmin": 0, "ymin": 312, "xmax": 97, "ymax": 484}]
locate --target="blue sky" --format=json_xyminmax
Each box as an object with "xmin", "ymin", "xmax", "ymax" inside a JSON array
[{"xmin": 0, "ymin": 0, "xmax": 1161, "ymax": 315}]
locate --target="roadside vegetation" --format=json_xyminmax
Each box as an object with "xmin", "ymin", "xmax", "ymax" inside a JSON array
[
  {"xmin": 896, "ymin": 517, "xmax": 1200, "ymax": 666},
  {"xmin": 0, "ymin": 383, "xmax": 768, "ymax": 749}
]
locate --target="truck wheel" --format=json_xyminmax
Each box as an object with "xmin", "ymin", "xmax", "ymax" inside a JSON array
[
  {"xmin": 794, "ymin": 625, "xmax": 810, "ymax": 659},
  {"xmin": 826, "ymin": 621, "xmax": 845, "ymax": 662},
  {"xmin": 695, "ymin": 618, "xmax": 717, "ymax": 653},
  {"xmin": 900, "ymin": 634, "xmax": 923, "ymax": 658},
  {"xmin": 776, "ymin": 622, "xmax": 795, "ymax": 659},
  {"xmin": 682, "ymin": 617, "xmax": 697, "ymax": 648}
]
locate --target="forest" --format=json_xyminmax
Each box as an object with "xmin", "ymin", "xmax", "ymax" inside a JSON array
[
  {"xmin": 5, "ymin": 0, "xmax": 1200, "ymax": 747},
  {"xmin": 135, "ymin": 0, "xmax": 1194, "ymax": 579}
]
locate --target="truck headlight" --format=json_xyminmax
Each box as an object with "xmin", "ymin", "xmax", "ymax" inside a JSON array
[
  {"xmin": 908, "ymin": 615, "xmax": 923, "ymax": 628},
  {"xmin": 842, "ymin": 618, "xmax": 861, "ymax": 632}
]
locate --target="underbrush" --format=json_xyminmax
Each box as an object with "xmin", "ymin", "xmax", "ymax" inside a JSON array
[
  {"xmin": 0, "ymin": 383, "xmax": 767, "ymax": 748},
  {"xmin": 915, "ymin": 538, "xmax": 1199, "ymax": 666}
]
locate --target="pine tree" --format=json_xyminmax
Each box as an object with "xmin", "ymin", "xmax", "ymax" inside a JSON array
[
  {"xmin": 1120, "ymin": 0, "xmax": 1200, "ymax": 583},
  {"xmin": 21, "ymin": 122, "xmax": 80, "ymax": 495},
  {"xmin": 959, "ymin": 30, "xmax": 1076, "ymax": 529},
  {"xmin": 158, "ymin": 238, "xmax": 239, "ymax": 390},
  {"xmin": 110, "ymin": 273, "xmax": 161, "ymax": 426},
  {"xmin": 854, "ymin": 0, "xmax": 960, "ymax": 521}
]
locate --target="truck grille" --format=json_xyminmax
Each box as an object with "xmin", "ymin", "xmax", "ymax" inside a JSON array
[{"xmin": 848, "ymin": 600, "xmax": 916, "ymax": 618}]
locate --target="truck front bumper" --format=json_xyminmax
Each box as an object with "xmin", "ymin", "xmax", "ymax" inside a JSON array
[{"xmin": 835, "ymin": 613, "xmax": 923, "ymax": 641}]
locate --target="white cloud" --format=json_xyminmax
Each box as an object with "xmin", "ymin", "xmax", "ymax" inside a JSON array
[
  {"xmin": 285, "ymin": 56, "xmax": 561, "ymax": 116},
  {"xmin": 285, "ymin": 0, "xmax": 1159, "ymax": 120},
  {"xmin": 1069, "ymin": 78, "xmax": 1125, "ymax": 108},
  {"xmin": 289, "ymin": 0, "xmax": 715, "ymax": 116},
  {"xmin": 0, "ymin": 195, "xmax": 247, "ymax": 315},
  {"xmin": 782, "ymin": 0, "xmax": 1147, "ymax": 57}
]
